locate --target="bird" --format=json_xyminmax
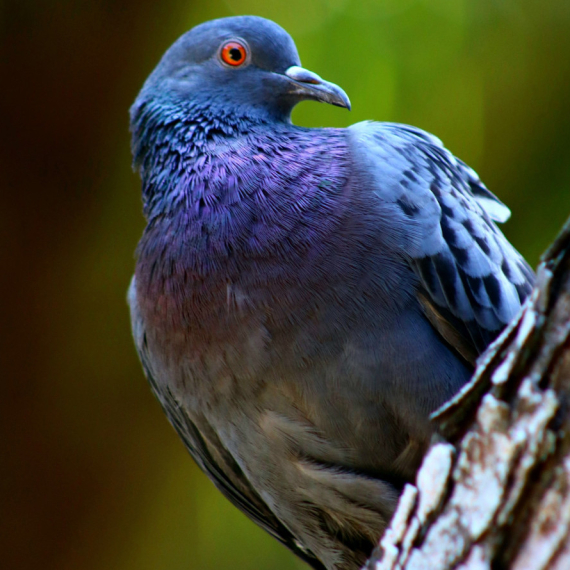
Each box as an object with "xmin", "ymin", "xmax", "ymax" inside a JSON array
[{"xmin": 128, "ymin": 15, "xmax": 534, "ymax": 570}]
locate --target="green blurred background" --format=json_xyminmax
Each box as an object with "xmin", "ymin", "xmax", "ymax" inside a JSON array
[{"xmin": 2, "ymin": 1, "xmax": 570, "ymax": 569}]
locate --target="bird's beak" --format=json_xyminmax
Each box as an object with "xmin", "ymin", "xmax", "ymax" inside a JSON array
[{"xmin": 284, "ymin": 66, "xmax": 351, "ymax": 110}]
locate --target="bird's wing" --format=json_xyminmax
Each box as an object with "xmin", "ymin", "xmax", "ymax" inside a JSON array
[
  {"xmin": 349, "ymin": 121, "xmax": 534, "ymax": 362},
  {"xmin": 127, "ymin": 279, "xmax": 325, "ymax": 570}
]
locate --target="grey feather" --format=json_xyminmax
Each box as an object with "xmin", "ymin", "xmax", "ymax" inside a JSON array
[
  {"xmin": 349, "ymin": 121, "xmax": 533, "ymax": 353},
  {"xmin": 128, "ymin": 279, "xmax": 327, "ymax": 570}
]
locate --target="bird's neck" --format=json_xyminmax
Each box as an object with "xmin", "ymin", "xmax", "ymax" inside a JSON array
[
  {"xmin": 131, "ymin": 98, "xmax": 267, "ymax": 216},
  {"xmin": 131, "ymin": 98, "xmax": 350, "ymax": 278}
]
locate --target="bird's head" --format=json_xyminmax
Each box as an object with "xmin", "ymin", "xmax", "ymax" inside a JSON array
[{"xmin": 132, "ymin": 16, "xmax": 350, "ymax": 123}]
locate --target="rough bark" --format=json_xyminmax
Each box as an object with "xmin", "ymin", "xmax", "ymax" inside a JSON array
[{"xmin": 368, "ymin": 215, "xmax": 570, "ymax": 570}]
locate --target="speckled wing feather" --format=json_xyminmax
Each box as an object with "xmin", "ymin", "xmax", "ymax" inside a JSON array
[
  {"xmin": 128, "ymin": 280, "xmax": 325, "ymax": 570},
  {"xmin": 350, "ymin": 122, "xmax": 534, "ymax": 361}
]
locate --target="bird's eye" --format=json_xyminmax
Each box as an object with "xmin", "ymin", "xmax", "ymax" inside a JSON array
[{"xmin": 220, "ymin": 41, "xmax": 248, "ymax": 67}]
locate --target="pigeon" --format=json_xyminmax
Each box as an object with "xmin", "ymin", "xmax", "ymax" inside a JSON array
[{"xmin": 128, "ymin": 15, "xmax": 534, "ymax": 570}]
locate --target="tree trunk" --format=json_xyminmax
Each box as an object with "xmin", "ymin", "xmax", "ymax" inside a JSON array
[{"xmin": 368, "ymin": 215, "xmax": 570, "ymax": 570}]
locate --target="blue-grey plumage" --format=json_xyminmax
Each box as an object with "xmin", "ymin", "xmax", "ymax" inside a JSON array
[{"xmin": 129, "ymin": 15, "xmax": 534, "ymax": 570}]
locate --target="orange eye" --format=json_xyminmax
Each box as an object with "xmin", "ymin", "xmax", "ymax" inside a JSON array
[{"xmin": 220, "ymin": 41, "xmax": 248, "ymax": 67}]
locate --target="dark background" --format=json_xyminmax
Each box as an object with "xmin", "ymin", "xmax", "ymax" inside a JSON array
[{"xmin": 2, "ymin": 1, "xmax": 570, "ymax": 569}]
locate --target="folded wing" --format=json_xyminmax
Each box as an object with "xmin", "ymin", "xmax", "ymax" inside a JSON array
[{"xmin": 349, "ymin": 122, "xmax": 534, "ymax": 362}]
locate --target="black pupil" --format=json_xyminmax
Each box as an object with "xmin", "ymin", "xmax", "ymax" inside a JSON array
[{"xmin": 229, "ymin": 47, "xmax": 242, "ymax": 61}]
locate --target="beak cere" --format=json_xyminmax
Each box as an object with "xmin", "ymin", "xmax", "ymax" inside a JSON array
[{"xmin": 284, "ymin": 65, "xmax": 351, "ymax": 110}]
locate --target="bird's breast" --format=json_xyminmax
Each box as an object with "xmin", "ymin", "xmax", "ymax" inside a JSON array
[{"xmin": 134, "ymin": 209, "xmax": 418, "ymax": 407}]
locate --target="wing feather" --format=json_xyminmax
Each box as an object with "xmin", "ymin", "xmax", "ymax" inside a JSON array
[{"xmin": 349, "ymin": 121, "xmax": 534, "ymax": 357}]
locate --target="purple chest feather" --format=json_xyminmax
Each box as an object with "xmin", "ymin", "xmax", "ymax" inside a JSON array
[{"xmin": 132, "ymin": 100, "xmax": 353, "ymax": 335}]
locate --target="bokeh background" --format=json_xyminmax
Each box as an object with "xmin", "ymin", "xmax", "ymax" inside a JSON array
[{"xmin": 2, "ymin": 1, "xmax": 570, "ymax": 569}]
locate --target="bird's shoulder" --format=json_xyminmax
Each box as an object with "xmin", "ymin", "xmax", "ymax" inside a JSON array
[
  {"xmin": 346, "ymin": 121, "xmax": 534, "ymax": 358},
  {"xmin": 347, "ymin": 120, "xmax": 511, "ymax": 224}
]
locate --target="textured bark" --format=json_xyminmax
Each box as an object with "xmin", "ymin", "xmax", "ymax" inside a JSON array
[{"xmin": 368, "ymin": 215, "xmax": 570, "ymax": 570}]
